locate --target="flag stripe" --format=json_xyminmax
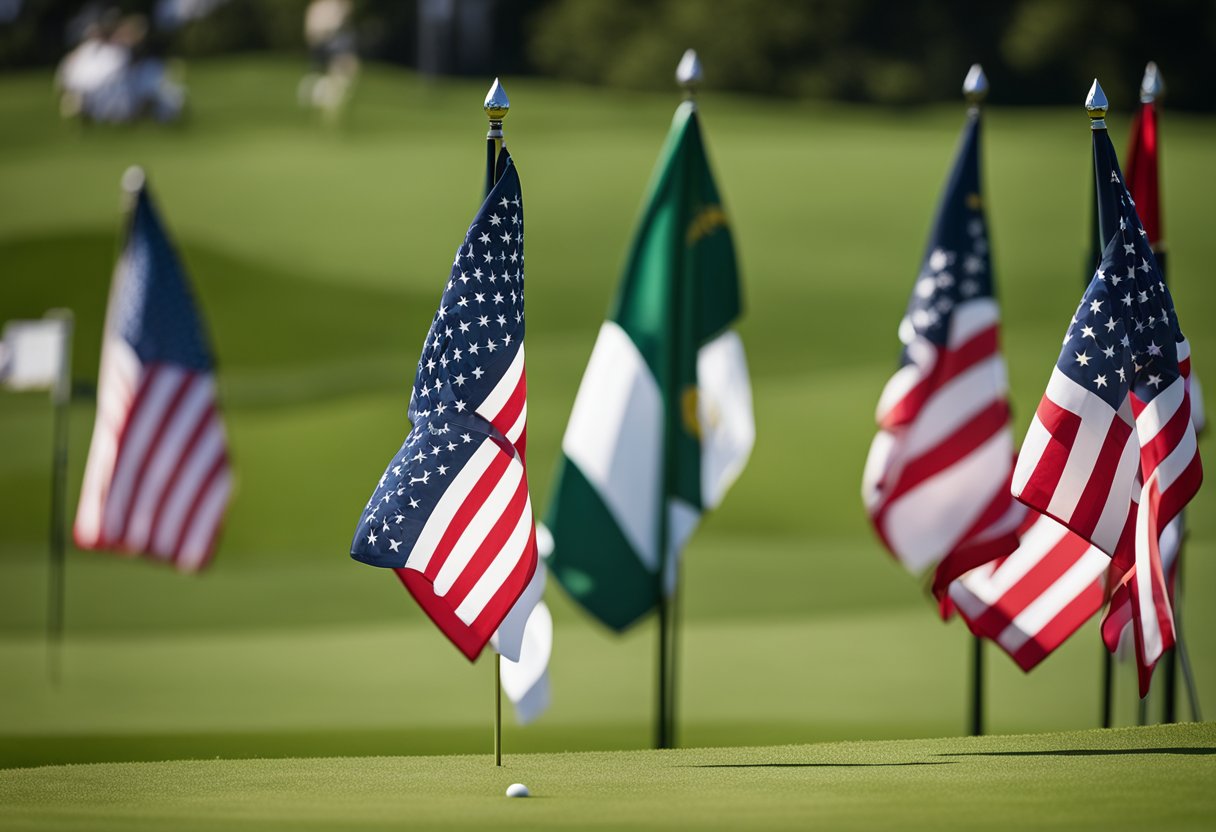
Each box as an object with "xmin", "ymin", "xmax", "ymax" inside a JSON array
[
  {"xmin": 441, "ymin": 468, "xmax": 529, "ymax": 605},
  {"xmin": 406, "ymin": 439, "xmax": 501, "ymax": 573}
]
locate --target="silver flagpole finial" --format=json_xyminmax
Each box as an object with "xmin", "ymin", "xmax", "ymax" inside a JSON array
[
  {"xmin": 962, "ymin": 63, "xmax": 988, "ymax": 106},
  {"xmin": 1140, "ymin": 61, "xmax": 1164, "ymax": 103},
  {"xmin": 1086, "ymin": 79, "xmax": 1108, "ymax": 130},
  {"xmin": 676, "ymin": 49, "xmax": 702, "ymax": 96},
  {"xmin": 484, "ymin": 77, "xmax": 510, "ymax": 122}
]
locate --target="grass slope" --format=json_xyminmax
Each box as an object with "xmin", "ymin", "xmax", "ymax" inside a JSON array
[
  {"xmin": 1, "ymin": 58, "xmax": 1214, "ymax": 767},
  {"xmin": 1, "ymin": 724, "xmax": 1213, "ymax": 831}
]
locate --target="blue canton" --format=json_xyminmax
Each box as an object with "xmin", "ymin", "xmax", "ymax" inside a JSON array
[
  {"xmin": 1059, "ymin": 132, "xmax": 1183, "ymax": 411},
  {"xmin": 901, "ymin": 113, "xmax": 993, "ymax": 357},
  {"xmin": 114, "ymin": 189, "xmax": 214, "ymax": 371}
]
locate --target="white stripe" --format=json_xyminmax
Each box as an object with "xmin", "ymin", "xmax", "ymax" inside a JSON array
[
  {"xmin": 970, "ymin": 516, "xmax": 1071, "ymax": 602},
  {"xmin": 1134, "ymin": 480, "xmax": 1164, "ymax": 662},
  {"xmin": 455, "ymin": 495, "xmax": 532, "ymax": 624},
  {"xmin": 949, "ymin": 569, "xmax": 996, "ymax": 620},
  {"xmin": 901, "ymin": 355, "xmax": 1005, "ymax": 460},
  {"xmin": 697, "ymin": 329, "xmax": 754, "ymax": 510},
  {"xmin": 432, "ymin": 455, "xmax": 524, "ymax": 595},
  {"xmin": 875, "ymin": 357, "xmax": 931, "ymax": 423},
  {"xmin": 506, "ymin": 401, "xmax": 527, "ymax": 444},
  {"xmin": 562, "ymin": 322, "xmax": 662, "ymax": 571},
  {"xmin": 1155, "ymin": 418, "xmax": 1198, "ymax": 495},
  {"xmin": 405, "ymin": 439, "xmax": 500, "ymax": 572},
  {"xmin": 1044, "ymin": 375, "xmax": 1116, "ymax": 521},
  {"xmin": 1089, "ymin": 431, "xmax": 1140, "ymax": 554},
  {"xmin": 476, "ymin": 346, "xmax": 525, "ymax": 422},
  {"xmin": 1012, "ymin": 416, "xmax": 1051, "ymax": 497},
  {"xmin": 947, "ymin": 299, "xmax": 999, "ymax": 347},
  {"xmin": 882, "ymin": 428, "xmax": 1012, "ymax": 571},
  {"xmin": 152, "ymin": 420, "xmax": 226, "ymax": 555},
  {"xmin": 102, "ymin": 366, "xmax": 188, "ymax": 543},
  {"xmin": 1135, "ymin": 377, "xmax": 1185, "ymax": 443},
  {"xmin": 122, "ymin": 376, "xmax": 215, "ymax": 551},
  {"xmin": 998, "ymin": 548, "xmax": 1108, "ymax": 653},
  {"xmin": 174, "ymin": 467, "xmax": 232, "ymax": 571}
]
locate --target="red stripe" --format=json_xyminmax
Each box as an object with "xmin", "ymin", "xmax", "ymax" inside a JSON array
[
  {"xmin": 421, "ymin": 450, "xmax": 513, "ymax": 581},
  {"xmin": 931, "ymin": 485, "xmax": 1020, "ymax": 599},
  {"xmin": 439, "ymin": 472, "xmax": 530, "ymax": 609},
  {"xmin": 170, "ymin": 452, "xmax": 228, "ymax": 563},
  {"xmin": 1069, "ymin": 414, "xmax": 1133, "ymax": 538},
  {"xmin": 95, "ymin": 365, "xmax": 157, "ymax": 547},
  {"xmin": 1016, "ymin": 396, "xmax": 1081, "ymax": 512},
  {"xmin": 1009, "ymin": 578, "xmax": 1105, "ymax": 672},
  {"xmin": 1139, "ymin": 396, "xmax": 1192, "ymax": 474},
  {"xmin": 881, "ymin": 326, "xmax": 998, "ymax": 429},
  {"xmin": 491, "ymin": 368, "xmax": 526, "ymax": 439},
  {"xmin": 113, "ymin": 370, "xmax": 195, "ymax": 546},
  {"xmin": 1155, "ymin": 454, "xmax": 1202, "ymax": 534},
  {"xmin": 468, "ymin": 525, "xmax": 538, "ymax": 639},
  {"xmin": 971, "ymin": 532, "xmax": 1090, "ymax": 636},
  {"xmin": 876, "ymin": 400, "xmax": 1008, "ymax": 508},
  {"xmin": 146, "ymin": 405, "xmax": 218, "ymax": 549}
]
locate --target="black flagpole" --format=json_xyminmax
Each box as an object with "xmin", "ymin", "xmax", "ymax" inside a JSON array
[
  {"xmin": 483, "ymin": 77, "xmax": 509, "ymax": 767},
  {"xmin": 45, "ymin": 309, "xmax": 73, "ymax": 685},
  {"xmin": 962, "ymin": 64, "xmax": 988, "ymax": 738}
]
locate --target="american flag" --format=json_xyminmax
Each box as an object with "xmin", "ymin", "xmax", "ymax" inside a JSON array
[
  {"xmin": 863, "ymin": 111, "xmax": 1021, "ymax": 594},
  {"xmin": 1102, "ymin": 88, "xmax": 1204, "ymax": 664},
  {"xmin": 350, "ymin": 150, "xmax": 537, "ymax": 662},
  {"xmin": 74, "ymin": 175, "xmax": 232, "ymax": 572},
  {"xmin": 1011, "ymin": 127, "xmax": 1202, "ymax": 694}
]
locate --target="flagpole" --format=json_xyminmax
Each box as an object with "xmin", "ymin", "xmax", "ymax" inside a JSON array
[
  {"xmin": 45, "ymin": 309, "xmax": 73, "ymax": 685},
  {"xmin": 483, "ymin": 78, "xmax": 510, "ymax": 765},
  {"xmin": 962, "ymin": 64, "xmax": 989, "ymax": 738}
]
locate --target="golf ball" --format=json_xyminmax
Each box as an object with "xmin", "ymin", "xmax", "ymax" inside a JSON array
[{"xmin": 505, "ymin": 783, "xmax": 530, "ymax": 798}]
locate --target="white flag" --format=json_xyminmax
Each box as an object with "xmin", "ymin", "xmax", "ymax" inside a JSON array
[
  {"xmin": 491, "ymin": 523, "xmax": 554, "ymax": 724},
  {"xmin": 0, "ymin": 318, "xmax": 68, "ymax": 391}
]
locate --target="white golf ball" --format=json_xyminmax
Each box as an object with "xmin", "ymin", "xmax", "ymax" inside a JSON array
[{"xmin": 505, "ymin": 783, "xmax": 530, "ymax": 798}]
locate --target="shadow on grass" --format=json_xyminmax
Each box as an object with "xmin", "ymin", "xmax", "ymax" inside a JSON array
[
  {"xmin": 939, "ymin": 747, "xmax": 1216, "ymax": 758},
  {"xmin": 689, "ymin": 761, "xmax": 956, "ymax": 768}
]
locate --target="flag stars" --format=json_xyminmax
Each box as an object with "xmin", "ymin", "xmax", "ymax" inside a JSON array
[
  {"xmin": 455, "ymin": 399, "xmax": 466, "ymax": 412},
  {"xmin": 394, "ymin": 513, "xmax": 404, "ymax": 524},
  {"xmin": 1147, "ymin": 374, "xmax": 1164, "ymax": 389},
  {"xmin": 461, "ymin": 433, "xmax": 473, "ymax": 443},
  {"xmin": 1147, "ymin": 341, "xmax": 1163, "ymax": 357},
  {"xmin": 1102, "ymin": 345, "xmax": 1116, "ymax": 359},
  {"xmin": 409, "ymin": 497, "xmax": 420, "ymax": 509},
  {"xmin": 478, "ymin": 315, "xmax": 490, "ymax": 327},
  {"xmin": 1121, "ymin": 293, "xmax": 1133, "ymax": 307},
  {"xmin": 1075, "ymin": 351, "xmax": 1092, "ymax": 367},
  {"xmin": 453, "ymin": 373, "xmax": 466, "ymax": 387},
  {"xmin": 437, "ymin": 465, "xmax": 449, "ymax": 476},
  {"xmin": 1089, "ymin": 299, "xmax": 1103, "ymax": 314},
  {"xmin": 490, "ymin": 213, "xmax": 502, "ymax": 226},
  {"xmin": 1123, "ymin": 243, "xmax": 1135, "ymax": 256},
  {"xmin": 1094, "ymin": 374, "xmax": 1108, "ymax": 389},
  {"xmin": 388, "ymin": 539, "xmax": 401, "ymax": 553},
  {"xmin": 472, "ymin": 366, "xmax": 484, "ymax": 379},
  {"xmin": 1139, "ymin": 258, "xmax": 1152, "ymax": 273},
  {"xmin": 367, "ymin": 530, "xmax": 378, "ymax": 545},
  {"xmin": 1080, "ymin": 325, "xmax": 1095, "ymax": 340}
]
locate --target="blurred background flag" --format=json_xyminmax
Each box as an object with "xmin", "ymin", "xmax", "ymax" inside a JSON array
[
  {"xmin": 0, "ymin": 318, "xmax": 69, "ymax": 391},
  {"xmin": 349, "ymin": 149, "xmax": 538, "ymax": 664},
  {"xmin": 74, "ymin": 168, "xmax": 231, "ymax": 573},
  {"xmin": 546, "ymin": 91, "xmax": 753, "ymax": 634},
  {"xmin": 863, "ymin": 64, "xmax": 1021, "ymax": 598},
  {"xmin": 1011, "ymin": 81, "xmax": 1202, "ymax": 696}
]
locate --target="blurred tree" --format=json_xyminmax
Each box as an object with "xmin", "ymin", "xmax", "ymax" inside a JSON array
[{"xmin": 1, "ymin": 0, "xmax": 1212, "ymax": 110}]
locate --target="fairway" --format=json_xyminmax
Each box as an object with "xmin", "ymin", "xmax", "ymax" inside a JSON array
[
  {"xmin": 2, "ymin": 57, "xmax": 1215, "ymax": 771},
  {"xmin": 1, "ymin": 723, "xmax": 1213, "ymax": 831}
]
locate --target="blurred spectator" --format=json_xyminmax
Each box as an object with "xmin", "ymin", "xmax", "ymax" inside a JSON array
[
  {"xmin": 55, "ymin": 11, "xmax": 185, "ymax": 124},
  {"xmin": 299, "ymin": 0, "xmax": 358, "ymax": 122}
]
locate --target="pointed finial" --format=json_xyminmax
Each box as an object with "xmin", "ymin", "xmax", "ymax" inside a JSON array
[
  {"xmin": 1140, "ymin": 61, "xmax": 1164, "ymax": 103},
  {"xmin": 962, "ymin": 64, "xmax": 988, "ymax": 105},
  {"xmin": 484, "ymin": 78, "xmax": 509, "ymax": 121},
  {"xmin": 676, "ymin": 49, "xmax": 702, "ymax": 96},
  {"xmin": 1086, "ymin": 79, "xmax": 1108, "ymax": 130},
  {"xmin": 121, "ymin": 165, "xmax": 146, "ymax": 194}
]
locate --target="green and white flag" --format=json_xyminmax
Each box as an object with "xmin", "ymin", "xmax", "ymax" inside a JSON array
[{"xmin": 546, "ymin": 101, "xmax": 753, "ymax": 631}]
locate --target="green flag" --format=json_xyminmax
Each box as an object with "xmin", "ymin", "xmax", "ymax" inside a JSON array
[{"xmin": 546, "ymin": 101, "xmax": 754, "ymax": 631}]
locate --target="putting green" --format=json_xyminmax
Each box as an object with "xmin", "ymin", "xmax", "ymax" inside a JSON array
[{"xmin": 1, "ymin": 723, "xmax": 1212, "ymax": 831}]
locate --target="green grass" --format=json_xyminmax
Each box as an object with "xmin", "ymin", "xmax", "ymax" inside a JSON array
[
  {"xmin": 1, "ymin": 724, "xmax": 1213, "ymax": 831},
  {"xmin": 1, "ymin": 57, "xmax": 1215, "ymax": 773}
]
